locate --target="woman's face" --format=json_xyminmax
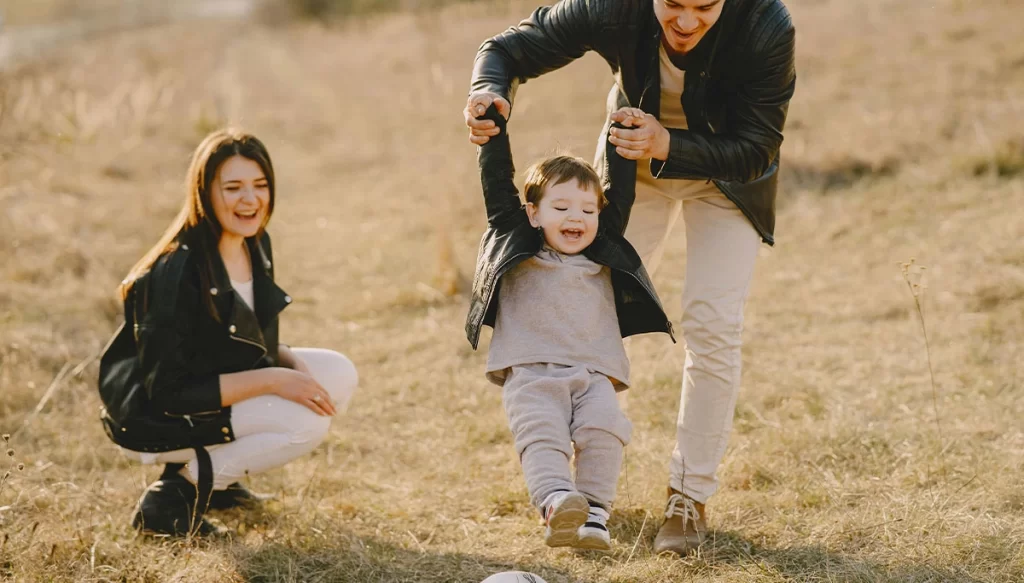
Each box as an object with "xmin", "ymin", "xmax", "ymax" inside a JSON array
[{"xmin": 210, "ymin": 155, "xmax": 270, "ymax": 240}]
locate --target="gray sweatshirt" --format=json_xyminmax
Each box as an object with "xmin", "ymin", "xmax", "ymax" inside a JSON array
[{"xmin": 485, "ymin": 247, "xmax": 630, "ymax": 389}]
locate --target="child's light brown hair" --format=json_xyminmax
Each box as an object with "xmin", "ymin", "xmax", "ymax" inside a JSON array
[{"xmin": 523, "ymin": 155, "xmax": 607, "ymax": 209}]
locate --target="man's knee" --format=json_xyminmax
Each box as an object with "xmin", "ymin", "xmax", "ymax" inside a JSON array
[{"xmin": 681, "ymin": 295, "xmax": 745, "ymax": 357}]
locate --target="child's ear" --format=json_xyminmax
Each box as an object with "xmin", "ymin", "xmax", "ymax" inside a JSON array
[{"xmin": 525, "ymin": 202, "xmax": 541, "ymax": 228}]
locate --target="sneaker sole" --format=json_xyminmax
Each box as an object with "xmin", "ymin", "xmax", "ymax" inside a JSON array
[
  {"xmin": 574, "ymin": 532, "xmax": 612, "ymax": 552},
  {"xmin": 544, "ymin": 493, "xmax": 590, "ymax": 548}
]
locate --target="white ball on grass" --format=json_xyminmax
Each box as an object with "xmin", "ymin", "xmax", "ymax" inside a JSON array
[{"xmin": 480, "ymin": 572, "xmax": 548, "ymax": 583}]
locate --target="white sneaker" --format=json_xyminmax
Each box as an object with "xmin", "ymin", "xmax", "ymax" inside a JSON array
[
  {"xmin": 542, "ymin": 491, "xmax": 589, "ymax": 548},
  {"xmin": 575, "ymin": 504, "xmax": 612, "ymax": 552}
]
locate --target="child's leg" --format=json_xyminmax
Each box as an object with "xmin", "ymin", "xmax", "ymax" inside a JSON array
[
  {"xmin": 570, "ymin": 372, "xmax": 633, "ymax": 510},
  {"xmin": 503, "ymin": 364, "xmax": 588, "ymax": 511}
]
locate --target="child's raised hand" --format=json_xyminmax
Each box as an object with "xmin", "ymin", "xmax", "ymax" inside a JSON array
[
  {"xmin": 610, "ymin": 107, "xmax": 647, "ymax": 127},
  {"xmin": 465, "ymin": 92, "xmax": 512, "ymax": 145},
  {"xmin": 609, "ymin": 107, "xmax": 671, "ymax": 161}
]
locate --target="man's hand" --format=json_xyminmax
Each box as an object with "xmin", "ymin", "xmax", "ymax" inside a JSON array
[
  {"xmin": 464, "ymin": 91, "xmax": 512, "ymax": 145},
  {"xmin": 608, "ymin": 107, "xmax": 671, "ymax": 161}
]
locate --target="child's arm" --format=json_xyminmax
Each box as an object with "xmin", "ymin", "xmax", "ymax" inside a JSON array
[
  {"xmin": 476, "ymin": 103, "xmax": 523, "ymax": 227},
  {"xmin": 598, "ymin": 120, "xmax": 638, "ymax": 237}
]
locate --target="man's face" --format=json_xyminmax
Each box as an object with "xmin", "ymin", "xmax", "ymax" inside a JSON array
[{"xmin": 654, "ymin": 0, "xmax": 725, "ymax": 55}]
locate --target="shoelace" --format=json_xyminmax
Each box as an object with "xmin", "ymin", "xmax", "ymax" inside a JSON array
[{"xmin": 665, "ymin": 493, "xmax": 699, "ymax": 524}]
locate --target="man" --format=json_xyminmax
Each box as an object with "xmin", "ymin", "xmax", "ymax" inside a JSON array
[{"xmin": 463, "ymin": 0, "xmax": 796, "ymax": 555}]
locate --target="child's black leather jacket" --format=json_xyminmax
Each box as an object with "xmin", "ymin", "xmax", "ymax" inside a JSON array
[{"xmin": 465, "ymin": 106, "xmax": 675, "ymax": 349}]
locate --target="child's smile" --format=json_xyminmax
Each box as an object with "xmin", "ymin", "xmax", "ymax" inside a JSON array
[{"xmin": 561, "ymin": 227, "xmax": 584, "ymax": 241}]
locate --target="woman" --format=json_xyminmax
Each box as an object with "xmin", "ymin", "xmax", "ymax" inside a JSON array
[{"xmin": 98, "ymin": 129, "xmax": 358, "ymax": 537}]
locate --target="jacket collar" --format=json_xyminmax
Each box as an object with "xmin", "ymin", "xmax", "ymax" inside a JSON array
[
  {"xmin": 206, "ymin": 235, "xmax": 291, "ymax": 347},
  {"xmin": 638, "ymin": 4, "xmax": 727, "ymax": 118}
]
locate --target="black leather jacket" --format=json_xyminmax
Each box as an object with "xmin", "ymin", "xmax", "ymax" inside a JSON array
[
  {"xmin": 471, "ymin": 0, "xmax": 796, "ymax": 244},
  {"xmin": 465, "ymin": 106, "xmax": 674, "ymax": 348},
  {"xmin": 97, "ymin": 230, "xmax": 292, "ymax": 453}
]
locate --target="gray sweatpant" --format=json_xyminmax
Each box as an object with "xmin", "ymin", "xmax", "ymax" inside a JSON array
[{"xmin": 502, "ymin": 363, "xmax": 633, "ymax": 511}]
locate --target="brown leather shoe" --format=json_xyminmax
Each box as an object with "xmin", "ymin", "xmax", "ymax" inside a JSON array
[{"xmin": 653, "ymin": 488, "xmax": 706, "ymax": 555}]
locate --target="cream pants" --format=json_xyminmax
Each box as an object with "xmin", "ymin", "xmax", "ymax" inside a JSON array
[{"xmin": 625, "ymin": 188, "xmax": 761, "ymax": 503}]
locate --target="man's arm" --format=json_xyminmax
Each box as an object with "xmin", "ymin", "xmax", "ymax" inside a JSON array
[
  {"xmin": 471, "ymin": 0, "xmax": 599, "ymax": 108},
  {"xmin": 465, "ymin": 0, "xmax": 600, "ymax": 144}
]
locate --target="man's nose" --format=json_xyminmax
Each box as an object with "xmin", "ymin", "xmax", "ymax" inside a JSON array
[{"xmin": 676, "ymin": 12, "xmax": 699, "ymax": 33}]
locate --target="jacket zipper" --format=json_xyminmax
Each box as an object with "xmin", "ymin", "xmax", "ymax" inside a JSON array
[
  {"xmin": 165, "ymin": 410, "xmax": 221, "ymax": 423},
  {"xmin": 229, "ymin": 333, "xmax": 268, "ymax": 368},
  {"xmin": 164, "ymin": 412, "xmax": 195, "ymax": 426}
]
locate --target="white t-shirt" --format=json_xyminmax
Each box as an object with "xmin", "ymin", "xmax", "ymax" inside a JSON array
[
  {"xmin": 232, "ymin": 278, "xmax": 255, "ymax": 311},
  {"xmin": 634, "ymin": 44, "xmax": 721, "ymax": 202}
]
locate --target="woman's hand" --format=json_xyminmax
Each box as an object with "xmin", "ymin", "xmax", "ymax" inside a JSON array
[
  {"xmin": 269, "ymin": 368, "xmax": 336, "ymax": 416},
  {"xmin": 464, "ymin": 91, "xmax": 512, "ymax": 145},
  {"xmin": 608, "ymin": 107, "xmax": 671, "ymax": 161}
]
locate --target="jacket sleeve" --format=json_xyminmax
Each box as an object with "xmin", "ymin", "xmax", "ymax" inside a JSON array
[
  {"xmin": 651, "ymin": 15, "xmax": 796, "ymax": 183},
  {"xmin": 470, "ymin": 0, "xmax": 599, "ymax": 109},
  {"xmin": 477, "ymin": 104, "xmax": 525, "ymax": 227},
  {"xmin": 599, "ymin": 122, "xmax": 637, "ymax": 237},
  {"xmin": 136, "ymin": 264, "xmax": 223, "ymax": 415}
]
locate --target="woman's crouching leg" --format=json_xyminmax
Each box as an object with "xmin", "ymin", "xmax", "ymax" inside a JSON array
[
  {"xmin": 182, "ymin": 394, "xmax": 333, "ymax": 490},
  {"xmin": 292, "ymin": 347, "xmax": 359, "ymax": 414}
]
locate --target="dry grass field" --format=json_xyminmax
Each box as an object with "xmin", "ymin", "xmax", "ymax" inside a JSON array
[{"xmin": 1, "ymin": 0, "xmax": 1023, "ymax": 581}]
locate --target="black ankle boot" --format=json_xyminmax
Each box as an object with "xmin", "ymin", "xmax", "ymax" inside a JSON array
[
  {"xmin": 208, "ymin": 482, "xmax": 274, "ymax": 510},
  {"xmin": 160, "ymin": 463, "xmax": 186, "ymax": 481},
  {"xmin": 132, "ymin": 448, "xmax": 222, "ymax": 537},
  {"xmin": 131, "ymin": 474, "xmax": 219, "ymax": 537}
]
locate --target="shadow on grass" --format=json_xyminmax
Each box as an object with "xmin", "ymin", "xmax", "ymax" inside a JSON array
[
  {"xmin": 226, "ymin": 532, "xmax": 574, "ymax": 583},
  {"xmin": 608, "ymin": 507, "xmax": 994, "ymax": 583}
]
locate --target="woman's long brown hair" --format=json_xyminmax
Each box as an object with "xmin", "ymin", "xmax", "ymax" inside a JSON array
[{"xmin": 119, "ymin": 129, "xmax": 276, "ymax": 317}]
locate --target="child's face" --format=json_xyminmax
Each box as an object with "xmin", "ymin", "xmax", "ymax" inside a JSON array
[{"xmin": 526, "ymin": 179, "xmax": 601, "ymax": 255}]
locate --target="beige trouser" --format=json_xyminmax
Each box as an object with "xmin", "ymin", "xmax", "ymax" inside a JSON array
[
  {"xmin": 121, "ymin": 348, "xmax": 358, "ymax": 490},
  {"xmin": 624, "ymin": 186, "xmax": 761, "ymax": 504},
  {"xmin": 503, "ymin": 364, "xmax": 633, "ymax": 511}
]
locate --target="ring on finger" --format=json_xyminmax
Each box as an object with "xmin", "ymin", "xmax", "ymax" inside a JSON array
[{"xmin": 313, "ymin": 395, "xmax": 322, "ymax": 402}]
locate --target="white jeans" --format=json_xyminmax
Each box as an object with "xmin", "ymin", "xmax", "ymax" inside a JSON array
[
  {"xmin": 121, "ymin": 348, "xmax": 358, "ymax": 490},
  {"xmin": 624, "ymin": 190, "xmax": 761, "ymax": 504}
]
